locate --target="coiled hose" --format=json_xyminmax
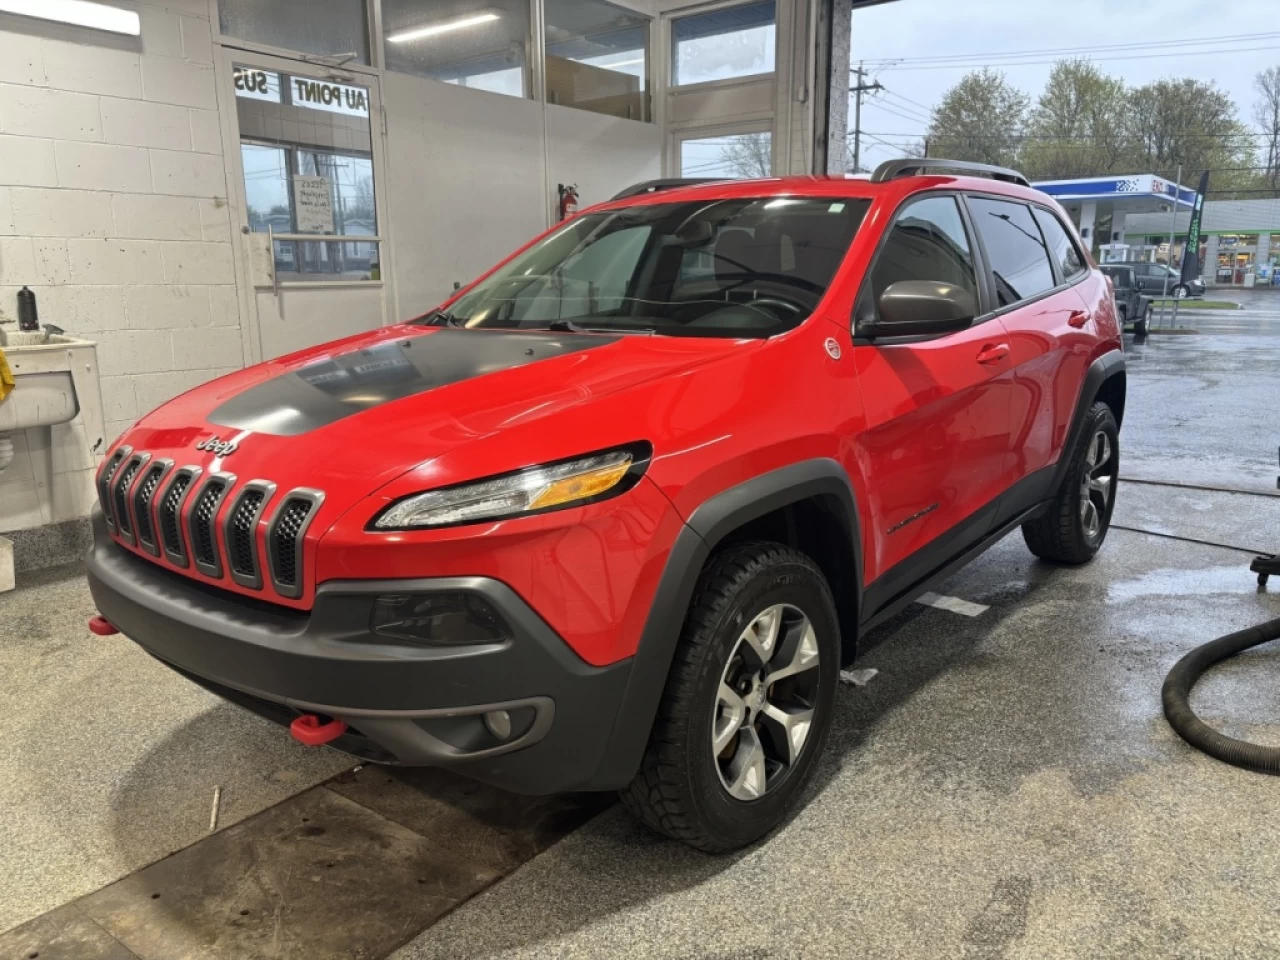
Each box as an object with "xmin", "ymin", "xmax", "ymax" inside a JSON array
[{"xmin": 1162, "ymin": 616, "xmax": 1280, "ymax": 773}]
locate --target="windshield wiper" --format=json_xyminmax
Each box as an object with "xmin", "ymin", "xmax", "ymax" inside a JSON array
[
  {"xmin": 424, "ymin": 310, "xmax": 466, "ymax": 327},
  {"xmin": 545, "ymin": 319, "xmax": 657, "ymax": 336}
]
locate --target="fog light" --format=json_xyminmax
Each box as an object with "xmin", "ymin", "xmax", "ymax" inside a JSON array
[
  {"xmin": 483, "ymin": 710, "xmax": 512, "ymax": 741},
  {"xmin": 369, "ymin": 592, "xmax": 511, "ymax": 647}
]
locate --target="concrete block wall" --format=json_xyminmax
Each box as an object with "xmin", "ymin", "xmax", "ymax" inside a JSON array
[{"xmin": 0, "ymin": 0, "xmax": 244, "ymax": 534}]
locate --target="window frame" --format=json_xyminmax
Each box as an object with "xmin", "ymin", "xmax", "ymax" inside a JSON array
[
  {"xmin": 959, "ymin": 191, "xmax": 1090, "ymax": 322},
  {"xmin": 850, "ymin": 188, "xmax": 995, "ymax": 342},
  {"xmin": 667, "ymin": 0, "xmax": 778, "ymax": 90}
]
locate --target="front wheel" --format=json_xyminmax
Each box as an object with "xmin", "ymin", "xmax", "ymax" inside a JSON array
[
  {"xmin": 1022, "ymin": 401, "xmax": 1119, "ymax": 564},
  {"xmin": 621, "ymin": 541, "xmax": 839, "ymax": 852},
  {"xmin": 1174, "ymin": 284, "xmax": 1189, "ymax": 299}
]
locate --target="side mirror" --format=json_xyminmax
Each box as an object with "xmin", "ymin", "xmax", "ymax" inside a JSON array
[{"xmin": 859, "ymin": 280, "xmax": 976, "ymax": 341}]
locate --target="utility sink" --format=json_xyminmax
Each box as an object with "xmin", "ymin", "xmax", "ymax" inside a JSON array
[{"xmin": 0, "ymin": 334, "xmax": 95, "ymax": 432}]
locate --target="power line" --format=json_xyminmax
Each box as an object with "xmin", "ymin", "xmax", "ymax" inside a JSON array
[
  {"xmin": 877, "ymin": 44, "xmax": 1280, "ymax": 72},
  {"xmin": 882, "ymin": 88, "xmax": 934, "ymax": 114},
  {"xmin": 854, "ymin": 130, "xmax": 1276, "ymax": 142},
  {"xmin": 856, "ymin": 31, "xmax": 1280, "ymax": 66},
  {"xmin": 863, "ymin": 100, "xmax": 932, "ymax": 125}
]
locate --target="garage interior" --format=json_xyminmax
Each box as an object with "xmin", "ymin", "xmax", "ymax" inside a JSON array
[{"xmin": 2, "ymin": 1, "xmax": 1280, "ymax": 958}]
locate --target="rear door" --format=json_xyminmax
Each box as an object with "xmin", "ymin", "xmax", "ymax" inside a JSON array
[
  {"xmin": 852, "ymin": 193, "xmax": 1014, "ymax": 590},
  {"xmin": 966, "ymin": 196, "xmax": 1095, "ymax": 514}
]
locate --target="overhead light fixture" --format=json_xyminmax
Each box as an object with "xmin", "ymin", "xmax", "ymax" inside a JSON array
[
  {"xmin": 601, "ymin": 57, "xmax": 645, "ymax": 68},
  {"xmin": 387, "ymin": 12, "xmax": 500, "ymax": 44},
  {"xmin": 0, "ymin": 0, "xmax": 140, "ymax": 36}
]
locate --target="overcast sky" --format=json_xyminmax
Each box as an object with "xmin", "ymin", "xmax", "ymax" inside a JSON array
[{"xmin": 849, "ymin": 0, "xmax": 1280, "ymax": 179}]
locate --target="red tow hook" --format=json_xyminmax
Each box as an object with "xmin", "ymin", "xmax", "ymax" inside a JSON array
[
  {"xmin": 88, "ymin": 615, "xmax": 120, "ymax": 636},
  {"xmin": 290, "ymin": 714, "xmax": 348, "ymax": 746}
]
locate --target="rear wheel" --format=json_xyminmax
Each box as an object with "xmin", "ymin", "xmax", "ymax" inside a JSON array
[
  {"xmin": 1022, "ymin": 401, "xmax": 1119, "ymax": 564},
  {"xmin": 1134, "ymin": 315, "xmax": 1149, "ymax": 335},
  {"xmin": 621, "ymin": 541, "xmax": 839, "ymax": 852}
]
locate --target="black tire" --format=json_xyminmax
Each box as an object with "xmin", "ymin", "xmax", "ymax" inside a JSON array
[
  {"xmin": 1174, "ymin": 284, "xmax": 1189, "ymax": 299},
  {"xmin": 1021, "ymin": 401, "xmax": 1119, "ymax": 564},
  {"xmin": 1134, "ymin": 316, "xmax": 1149, "ymax": 335},
  {"xmin": 620, "ymin": 541, "xmax": 840, "ymax": 852}
]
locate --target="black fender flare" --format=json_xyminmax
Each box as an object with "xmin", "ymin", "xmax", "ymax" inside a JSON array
[
  {"xmin": 586, "ymin": 459, "xmax": 863, "ymax": 790},
  {"xmin": 1050, "ymin": 349, "xmax": 1126, "ymax": 497}
]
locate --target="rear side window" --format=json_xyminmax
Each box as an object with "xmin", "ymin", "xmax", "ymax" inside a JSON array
[
  {"xmin": 968, "ymin": 197, "xmax": 1056, "ymax": 307},
  {"xmin": 866, "ymin": 195, "xmax": 979, "ymax": 309},
  {"xmin": 1032, "ymin": 207, "xmax": 1086, "ymax": 281}
]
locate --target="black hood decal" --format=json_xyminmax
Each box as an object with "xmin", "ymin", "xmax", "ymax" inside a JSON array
[{"xmin": 208, "ymin": 329, "xmax": 618, "ymax": 437}]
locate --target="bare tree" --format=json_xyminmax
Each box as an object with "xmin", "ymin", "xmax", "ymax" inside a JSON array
[
  {"xmin": 1256, "ymin": 67, "xmax": 1280, "ymax": 191},
  {"xmin": 718, "ymin": 133, "xmax": 772, "ymax": 178}
]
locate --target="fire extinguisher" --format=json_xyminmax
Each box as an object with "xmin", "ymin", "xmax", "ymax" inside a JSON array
[{"xmin": 557, "ymin": 183, "xmax": 579, "ymax": 221}]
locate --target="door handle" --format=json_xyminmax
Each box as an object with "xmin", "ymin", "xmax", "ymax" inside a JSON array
[
  {"xmin": 976, "ymin": 343, "xmax": 1009, "ymax": 365},
  {"xmin": 1068, "ymin": 310, "xmax": 1089, "ymax": 328}
]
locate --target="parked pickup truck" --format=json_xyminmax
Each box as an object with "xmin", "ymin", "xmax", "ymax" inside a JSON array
[{"xmin": 1100, "ymin": 264, "xmax": 1150, "ymax": 334}]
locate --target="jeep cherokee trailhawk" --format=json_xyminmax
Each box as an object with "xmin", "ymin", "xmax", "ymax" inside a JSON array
[{"xmin": 88, "ymin": 159, "xmax": 1124, "ymax": 852}]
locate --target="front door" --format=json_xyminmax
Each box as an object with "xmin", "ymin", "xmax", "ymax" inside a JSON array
[
  {"xmin": 852, "ymin": 193, "xmax": 1014, "ymax": 590},
  {"xmin": 220, "ymin": 49, "xmax": 393, "ymax": 362}
]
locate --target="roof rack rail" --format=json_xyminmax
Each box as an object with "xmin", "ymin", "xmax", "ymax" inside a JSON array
[
  {"xmin": 610, "ymin": 178, "xmax": 723, "ymax": 201},
  {"xmin": 870, "ymin": 158, "xmax": 1031, "ymax": 188}
]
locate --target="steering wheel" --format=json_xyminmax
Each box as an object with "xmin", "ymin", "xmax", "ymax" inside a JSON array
[
  {"xmin": 718, "ymin": 271, "xmax": 825, "ymax": 296},
  {"xmin": 684, "ymin": 298, "xmax": 805, "ymax": 329}
]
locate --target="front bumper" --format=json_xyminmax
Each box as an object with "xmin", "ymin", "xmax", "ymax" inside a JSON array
[{"xmin": 86, "ymin": 512, "xmax": 631, "ymax": 794}]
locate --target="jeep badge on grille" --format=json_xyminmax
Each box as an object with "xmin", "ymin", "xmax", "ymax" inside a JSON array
[{"xmin": 195, "ymin": 436, "xmax": 239, "ymax": 457}]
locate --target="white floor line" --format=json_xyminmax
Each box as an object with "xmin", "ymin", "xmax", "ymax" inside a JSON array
[{"xmin": 916, "ymin": 591, "xmax": 989, "ymax": 617}]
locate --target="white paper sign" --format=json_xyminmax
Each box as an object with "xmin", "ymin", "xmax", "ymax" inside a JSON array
[{"xmin": 293, "ymin": 176, "xmax": 334, "ymax": 234}]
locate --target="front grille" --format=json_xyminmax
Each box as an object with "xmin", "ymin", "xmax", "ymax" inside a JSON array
[
  {"xmin": 189, "ymin": 477, "xmax": 230, "ymax": 574},
  {"xmin": 271, "ymin": 499, "xmax": 310, "ymax": 587},
  {"xmin": 267, "ymin": 490, "xmax": 322, "ymax": 599},
  {"xmin": 227, "ymin": 486, "xmax": 268, "ymax": 585},
  {"xmin": 132, "ymin": 462, "xmax": 170, "ymax": 554},
  {"xmin": 105, "ymin": 451, "xmax": 323, "ymax": 602},
  {"xmin": 98, "ymin": 447, "xmax": 129, "ymax": 529},
  {"xmin": 158, "ymin": 470, "xmax": 197, "ymax": 565},
  {"xmin": 111, "ymin": 457, "xmax": 145, "ymax": 539}
]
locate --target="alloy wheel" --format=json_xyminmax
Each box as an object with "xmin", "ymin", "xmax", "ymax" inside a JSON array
[
  {"xmin": 1079, "ymin": 429, "xmax": 1115, "ymax": 541},
  {"xmin": 713, "ymin": 604, "xmax": 821, "ymax": 801}
]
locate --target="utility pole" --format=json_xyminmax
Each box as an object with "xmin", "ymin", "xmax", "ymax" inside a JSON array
[{"xmin": 849, "ymin": 61, "xmax": 883, "ymax": 173}]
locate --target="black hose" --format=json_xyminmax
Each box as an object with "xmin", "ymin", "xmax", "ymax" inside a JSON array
[{"xmin": 1162, "ymin": 616, "xmax": 1280, "ymax": 774}]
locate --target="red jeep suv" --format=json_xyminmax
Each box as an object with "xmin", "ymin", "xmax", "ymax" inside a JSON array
[{"xmin": 88, "ymin": 159, "xmax": 1124, "ymax": 852}]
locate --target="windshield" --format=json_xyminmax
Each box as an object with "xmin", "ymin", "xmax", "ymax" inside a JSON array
[{"xmin": 417, "ymin": 197, "xmax": 870, "ymax": 338}]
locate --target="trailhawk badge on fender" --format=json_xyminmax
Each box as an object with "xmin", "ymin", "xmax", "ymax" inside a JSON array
[{"xmin": 195, "ymin": 436, "xmax": 239, "ymax": 456}]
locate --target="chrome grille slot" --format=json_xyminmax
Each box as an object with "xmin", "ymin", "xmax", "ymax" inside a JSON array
[
  {"xmin": 132, "ymin": 460, "xmax": 171, "ymax": 556},
  {"xmin": 158, "ymin": 468, "xmax": 200, "ymax": 567},
  {"xmin": 224, "ymin": 482, "xmax": 275, "ymax": 590},
  {"xmin": 97, "ymin": 447, "xmax": 130, "ymax": 530},
  {"xmin": 187, "ymin": 474, "xmax": 234, "ymax": 578},
  {"xmin": 266, "ymin": 489, "xmax": 324, "ymax": 600},
  {"xmin": 110, "ymin": 454, "xmax": 147, "ymax": 544}
]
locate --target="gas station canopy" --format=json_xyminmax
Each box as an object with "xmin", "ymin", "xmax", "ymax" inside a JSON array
[
  {"xmin": 1033, "ymin": 174, "xmax": 1197, "ymax": 215},
  {"xmin": 1031, "ymin": 174, "xmax": 1196, "ymax": 262}
]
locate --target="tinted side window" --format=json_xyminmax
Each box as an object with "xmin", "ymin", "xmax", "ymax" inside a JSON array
[
  {"xmin": 968, "ymin": 197, "xmax": 1056, "ymax": 307},
  {"xmin": 1032, "ymin": 207, "xmax": 1086, "ymax": 280},
  {"xmin": 867, "ymin": 195, "xmax": 978, "ymax": 311}
]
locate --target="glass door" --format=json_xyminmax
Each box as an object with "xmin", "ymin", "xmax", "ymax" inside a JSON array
[{"xmin": 222, "ymin": 48, "xmax": 392, "ymax": 361}]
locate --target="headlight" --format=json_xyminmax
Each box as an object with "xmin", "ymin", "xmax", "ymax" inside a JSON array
[{"xmin": 371, "ymin": 444, "xmax": 649, "ymax": 530}]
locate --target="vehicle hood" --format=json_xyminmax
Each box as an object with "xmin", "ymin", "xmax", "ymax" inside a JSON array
[{"xmin": 120, "ymin": 325, "xmax": 749, "ymax": 502}]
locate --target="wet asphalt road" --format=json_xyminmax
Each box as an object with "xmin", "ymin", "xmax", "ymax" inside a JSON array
[{"xmin": 1125, "ymin": 289, "xmax": 1280, "ymax": 493}]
